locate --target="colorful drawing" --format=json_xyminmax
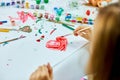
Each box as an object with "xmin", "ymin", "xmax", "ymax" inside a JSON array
[
  {"xmin": 19, "ymin": 26, "xmax": 32, "ymax": 33},
  {"xmin": 46, "ymin": 36, "xmax": 68, "ymax": 51}
]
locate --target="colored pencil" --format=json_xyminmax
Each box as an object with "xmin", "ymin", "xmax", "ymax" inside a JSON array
[{"xmin": 0, "ymin": 36, "xmax": 26, "ymax": 44}]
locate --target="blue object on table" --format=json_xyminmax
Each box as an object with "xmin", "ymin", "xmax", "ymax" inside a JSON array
[
  {"xmin": 54, "ymin": 7, "xmax": 57, "ymax": 10},
  {"xmin": 16, "ymin": 4, "xmax": 20, "ymax": 8},
  {"xmin": 88, "ymin": 21, "xmax": 93, "ymax": 25},
  {"xmin": 54, "ymin": 7, "xmax": 64, "ymax": 16},
  {"xmin": 6, "ymin": 2, "xmax": 11, "ymax": 6},
  {"xmin": 65, "ymin": 14, "xmax": 72, "ymax": 21},
  {"xmin": 1, "ymin": 2, "xmax": 5, "ymax": 6},
  {"xmin": 0, "ymin": 21, "xmax": 7, "ymax": 23},
  {"xmin": 11, "ymin": 1, "xmax": 15, "ymax": 5}
]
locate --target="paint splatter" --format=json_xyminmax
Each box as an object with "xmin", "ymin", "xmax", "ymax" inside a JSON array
[
  {"xmin": 36, "ymin": 39, "xmax": 41, "ymax": 42},
  {"xmin": 86, "ymin": 10, "xmax": 90, "ymax": 16},
  {"xmin": 36, "ymin": 35, "xmax": 45, "ymax": 42},
  {"xmin": 46, "ymin": 36, "xmax": 68, "ymax": 51},
  {"xmin": 70, "ymin": 42, "xmax": 73, "ymax": 44},
  {"xmin": 3, "ymin": 42, "xmax": 8, "ymax": 46},
  {"xmin": 19, "ymin": 26, "xmax": 32, "ymax": 33},
  {"xmin": 6, "ymin": 64, "xmax": 9, "ymax": 66},
  {"xmin": 50, "ymin": 28, "xmax": 57, "ymax": 35},
  {"xmin": 45, "ymin": 31, "xmax": 48, "ymax": 33},
  {"xmin": 35, "ymin": 34, "xmax": 37, "ymax": 36},
  {"xmin": 38, "ymin": 29, "xmax": 42, "ymax": 34}
]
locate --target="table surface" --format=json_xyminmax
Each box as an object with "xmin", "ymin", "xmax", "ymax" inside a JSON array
[
  {"xmin": 0, "ymin": 3, "xmax": 90, "ymax": 80},
  {"xmin": 1, "ymin": 0, "xmax": 118, "ymax": 80}
]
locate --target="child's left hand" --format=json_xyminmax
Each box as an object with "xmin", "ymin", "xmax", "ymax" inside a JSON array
[{"xmin": 30, "ymin": 63, "xmax": 53, "ymax": 80}]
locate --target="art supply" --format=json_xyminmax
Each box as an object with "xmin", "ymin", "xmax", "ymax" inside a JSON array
[
  {"xmin": 54, "ymin": 7, "xmax": 64, "ymax": 16},
  {"xmin": 19, "ymin": 26, "xmax": 32, "ymax": 33},
  {"xmin": 77, "ymin": 27, "xmax": 91, "ymax": 33},
  {"xmin": 47, "ymin": 20, "xmax": 74, "ymax": 27},
  {"xmin": 50, "ymin": 28, "xmax": 57, "ymax": 35},
  {"xmin": 25, "ymin": 1, "xmax": 29, "ymax": 8},
  {"xmin": 36, "ymin": 0, "xmax": 41, "ymax": 4},
  {"xmin": 0, "ymin": 35, "xmax": 26, "ymax": 44},
  {"xmin": 0, "ymin": 28, "xmax": 10, "ymax": 32},
  {"xmin": 44, "ymin": 0, "xmax": 49, "ymax": 3},
  {"xmin": 62, "ymin": 24, "xmax": 75, "ymax": 31},
  {"xmin": 0, "ymin": 28, "xmax": 17, "ymax": 32},
  {"xmin": 0, "ymin": 26, "xmax": 32, "ymax": 33},
  {"xmin": 61, "ymin": 27, "xmax": 91, "ymax": 37},
  {"xmin": 0, "ymin": 21, "xmax": 7, "ymax": 23},
  {"xmin": 61, "ymin": 33, "xmax": 73, "ymax": 37}
]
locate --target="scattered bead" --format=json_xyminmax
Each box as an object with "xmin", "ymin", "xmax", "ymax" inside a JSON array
[
  {"xmin": 44, "ymin": 0, "xmax": 49, "ymax": 3},
  {"xmin": 55, "ymin": 17, "xmax": 60, "ymax": 21},
  {"xmin": 86, "ymin": 10, "xmax": 90, "ymax": 16},
  {"xmin": 36, "ymin": 0, "xmax": 41, "ymax": 4}
]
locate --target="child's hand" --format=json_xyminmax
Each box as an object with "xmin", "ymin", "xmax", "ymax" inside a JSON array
[
  {"xmin": 30, "ymin": 63, "xmax": 53, "ymax": 80},
  {"xmin": 73, "ymin": 26, "xmax": 92, "ymax": 40}
]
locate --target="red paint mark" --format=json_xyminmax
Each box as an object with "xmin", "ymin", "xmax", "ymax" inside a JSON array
[
  {"xmin": 46, "ymin": 36, "xmax": 68, "ymax": 51},
  {"xmin": 86, "ymin": 10, "xmax": 90, "ymax": 16},
  {"xmin": 44, "ymin": 13, "xmax": 49, "ymax": 19},
  {"xmin": 82, "ymin": 18, "xmax": 88, "ymax": 23},
  {"xmin": 70, "ymin": 20, "xmax": 77, "ymax": 23},
  {"xmin": 41, "ymin": 35, "xmax": 45, "ymax": 38},
  {"xmin": 36, "ymin": 35, "xmax": 45, "ymax": 42},
  {"xmin": 0, "ymin": 22, "xmax": 3, "ymax": 25},
  {"xmin": 50, "ymin": 28, "xmax": 57, "ymax": 35},
  {"xmin": 36, "ymin": 39, "xmax": 41, "ymax": 42}
]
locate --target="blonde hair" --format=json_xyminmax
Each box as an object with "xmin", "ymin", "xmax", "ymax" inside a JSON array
[{"xmin": 87, "ymin": 2, "xmax": 120, "ymax": 80}]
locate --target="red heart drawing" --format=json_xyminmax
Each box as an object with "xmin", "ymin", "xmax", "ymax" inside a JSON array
[{"xmin": 46, "ymin": 36, "xmax": 68, "ymax": 51}]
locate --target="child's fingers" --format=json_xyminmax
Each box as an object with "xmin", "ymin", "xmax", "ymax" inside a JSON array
[
  {"xmin": 30, "ymin": 65, "xmax": 50, "ymax": 80},
  {"xmin": 47, "ymin": 63, "xmax": 53, "ymax": 79},
  {"xmin": 30, "ymin": 72, "xmax": 37, "ymax": 80},
  {"xmin": 73, "ymin": 27, "xmax": 81, "ymax": 36},
  {"xmin": 73, "ymin": 26, "xmax": 85, "ymax": 36}
]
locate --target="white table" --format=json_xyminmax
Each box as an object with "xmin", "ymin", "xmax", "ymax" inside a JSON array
[
  {"xmin": 0, "ymin": 0, "xmax": 99, "ymax": 80},
  {"xmin": 0, "ymin": 8, "xmax": 89, "ymax": 80}
]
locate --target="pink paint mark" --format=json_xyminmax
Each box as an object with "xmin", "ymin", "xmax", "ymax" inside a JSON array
[
  {"xmin": 9, "ymin": 11, "xmax": 36, "ymax": 23},
  {"xmin": 46, "ymin": 36, "xmax": 68, "ymax": 51},
  {"xmin": 49, "ymin": 14, "xmax": 54, "ymax": 21}
]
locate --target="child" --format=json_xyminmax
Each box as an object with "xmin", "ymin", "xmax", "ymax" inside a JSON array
[{"xmin": 29, "ymin": 1, "xmax": 120, "ymax": 80}]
